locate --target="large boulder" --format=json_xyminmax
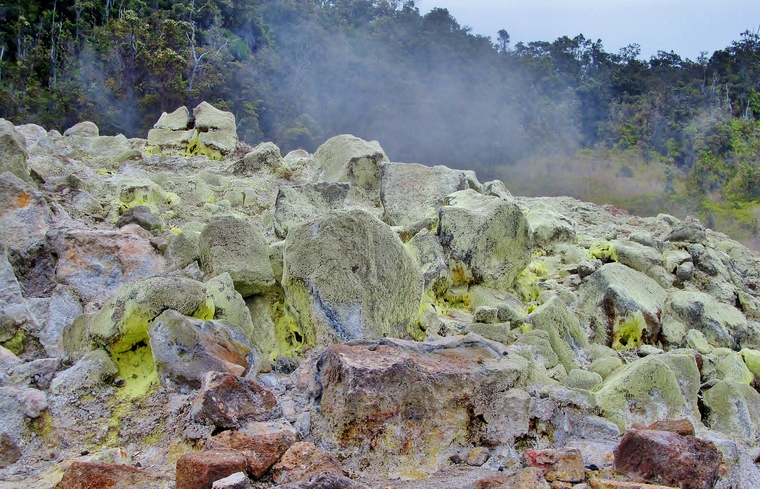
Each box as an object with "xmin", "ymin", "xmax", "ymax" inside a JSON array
[
  {"xmin": 273, "ymin": 183, "xmax": 350, "ymax": 239},
  {"xmin": 526, "ymin": 203, "xmax": 576, "ymax": 249},
  {"xmin": 282, "ymin": 210, "xmax": 423, "ymax": 349},
  {"xmin": 0, "ymin": 119, "xmax": 32, "ymax": 183},
  {"xmin": 193, "ymin": 101, "xmax": 239, "ymax": 157},
  {"xmin": 595, "ymin": 352, "xmax": 702, "ymax": 431},
  {"xmin": 313, "ymin": 135, "xmax": 388, "ymax": 190},
  {"xmin": 609, "ymin": 239, "xmax": 663, "ymax": 274},
  {"xmin": 579, "ymin": 263, "xmax": 668, "ymax": 348},
  {"xmin": 233, "ymin": 142, "xmax": 283, "ymax": 175},
  {"xmin": 153, "ymin": 106, "xmax": 192, "ymax": 130},
  {"xmin": 380, "ymin": 162, "xmax": 480, "ymax": 226},
  {"xmin": 523, "ymin": 296, "xmax": 590, "ymax": 372},
  {"xmin": 702, "ymin": 379, "xmax": 760, "ymax": 445},
  {"xmin": 64, "ymin": 121, "xmax": 99, "ymax": 137},
  {"xmin": 438, "ymin": 189, "xmax": 532, "ymax": 288},
  {"xmin": 312, "ymin": 335, "xmax": 529, "ymax": 479},
  {"xmin": 199, "ymin": 216, "xmax": 275, "ymax": 298}
]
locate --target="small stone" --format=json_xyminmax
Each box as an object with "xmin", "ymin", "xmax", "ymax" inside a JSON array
[
  {"xmin": 612, "ymin": 429, "xmax": 722, "ymax": 489},
  {"xmin": 524, "ymin": 448, "xmax": 585, "ymax": 482},
  {"xmin": 466, "ymin": 447, "xmax": 490, "ymax": 466},
  {"xmin": 176, "ymin": 450, "xmax": 248, "ymax": 489},
  {"xmin": 212, "ymin": 471, "xmax": 251, "ymax": 489},
  {"xmin": 191, "ymin": 372, "xmax": 278, "ymax": 429},
  {"xmin": 55, "ymin": 461, "xmax": 171, "ymax": 489},
  {"xmin": 676, "ymin": 262, "xmax": 693, "ymax": 281},
  {"xmin": 0, "ymin": 432, "xmax": 21, "ymax": 468},
  {"xmin": 473, "ymin": 306, "xmax": 499, "ymax": 324},
  {"xmin": 116, "ymin": 205, "xmax": 165, "ymax": 233}
]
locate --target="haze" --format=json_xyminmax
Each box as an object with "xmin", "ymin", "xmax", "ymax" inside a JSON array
[{"xmin": 420, "ymin": 0, "xmax": 760, "ymax": 60}]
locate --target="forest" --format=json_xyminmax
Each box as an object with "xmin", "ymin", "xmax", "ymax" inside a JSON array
[{"xmin": 2, "ymin": 0, "xmax": 760, "ymax": 246}]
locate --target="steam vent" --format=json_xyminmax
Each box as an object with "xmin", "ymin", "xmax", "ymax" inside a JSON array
[{"xmin": 2, "ymin": 103, "xmax": 760, "ymax": 488}]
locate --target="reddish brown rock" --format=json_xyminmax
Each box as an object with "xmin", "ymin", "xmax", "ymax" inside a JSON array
[
  {"xmin": 271, "ymin": 442, "xmax": 346, "ymax": 485},
  {"xmin": 645, "ymin": 419, "xmax": 695, "ymax": 437},
  {"xmin": 205, "ymin": 429, "xmax": 297, "ymax": 478},
  {"xmin": 0, "ymin": 432, "xmax": 21, "ymax": 468},
  {"xmin": 524, "ymin": 448, "xmax": 585, "ymax": 482},
  {"xmin": 613, "ymin": 429, "xmax": 722, "ymax": 489},
  {"xmin": 190, "ymin": 372, "xmax": 278, "ymax": 428},
  {"xmin": 176, "ymin": 450, "xmax": 248, "ymax": 489},
  {"xmin": 473, "ymin": 467, "xmax": 551, "ymax": 489},
  {"xmin": 589, "ymin": 479, "xmax": 676, "ymax": 489},
  {"xmin": 54, "ymin": 461, "xmax": 171, "ymax": 489}
]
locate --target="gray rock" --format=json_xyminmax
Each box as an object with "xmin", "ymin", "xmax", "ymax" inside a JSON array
[
  {"xmin": 439, "ymin": 189, "xmax": 532, "ymax": 288},
  {"xmin": 481, "ymin": 180, "xmax": 511, "ymax": 199},
  {"xmin": 610, "ymin": 239, "xmax": 663, "ymax": 273},
  {"xmin": 63, "ymin": 121, "xmax": 99, "ymax": 137},
  {"xmin": 166, "ymin": 231, "xmax": 200, "ymax": 269},
  {"xmin": 676, "ymin": 261, "xmax": 694, "ymax": 281},
  {"xmin": 380, "ymin": 162, "xmax": 480, "ymax": 226},
  {"xmin": 665, "ymin": 216, "xmax": 707, "ymax": 243},
  {"xmin": 116, "ymin": 205, "xmax": 165, "ymax": 233},
  {"xmin": 524, "ymin": 296, "xmax": 589, "ymax": 372},
  {"xmin": 665, "ymin": 290, "xmax": 751, "ymax": 349},
  {"xmin": 153, "ymin": 106, "xmax": 192, "ymax": 130},
  {"xmin": 313, "ymin": 134, "xmax": 388, "ymax": 190},
  {"xmin": 0, "ymin": 119, "xmax": 32, "ymax": 183},
  {"xmin": 212, "ymin": 472, "xmax": 251, "ymax": 489},
  {"xmin": 273, "ymin": 183, "xmax": 350, "ymax": 239},
  {"xmin": 199, "ymin": 216, "xmax": 275, "ymax": 298},
  {"xmin": 703, "ymin": 379, "xmax": 760, "ymax": 445},
  {"xmin": 406, "ymin": 229, "xmax": 452, "ymax": 297},
  {"xmin": 234, "ymin": 142, "xmax": 282, "ymax": 174},
  {"xmin": 526, "ymin": 204, "xmax": 576, "ymax": 249},
  {"xmin": 473, "ymin": 306, "xmax": 499, "ymax": 324},
  {"xmin": 49, "ymin": 349, "xmax": 118, "ymax": 395},
  {"xmin": 565, "ymin": 369, "xmax": 603, "ymax": 390}
]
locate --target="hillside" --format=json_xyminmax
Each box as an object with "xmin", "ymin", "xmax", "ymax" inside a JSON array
[{"xmin": 1, "ymin": 104, "xmax": 760, "ymax": 488}]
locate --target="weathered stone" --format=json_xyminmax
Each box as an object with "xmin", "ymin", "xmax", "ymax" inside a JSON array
[
  {"xmin": 639, "ymin": 419, "xmax": 695, "ymax": 437},
  {"xmin": 524, "ymin": 296, "xmax": 590, "ymax": 372},
  {"xmin": 63, "ymin": 121, "xmax": 99, "ymax": 137},
  {"xmin": 613, "ymin": 429, "xmax": 722, "ymax": 489},
  {"xmin": 439, "ymin": 189, "xmax": 532, "ymax": 288},
  {"xmin": 206, "ymin": 428, "xmax": 297, "ymax": 478},
  {"xmin": 526, "ymin": 204, "xmax": 576, "ymax": 249},
  {"xmin": 513, "ymin": 329, "xmax": 560, "ymax": 369},
  {"xmin": 312, "ymin": 334, "xmax": 529, "ymax": 478},
  {"xmin": 473, "ymin": 467, "xmax": 551, "ymax": 489},
  {"xmin": 194, "ymin": 101, "xmax": 237, "ymax": 133},
  {"xmin": 54, "ymin": 461, "xmax": 172, "ymax": 489},
  {"xmin": 579, "ymin": 263, "xmax": 667, "ymax": 348},
  {"xmin": 147, "ymin": 128, "xmax": 196, "ymax": 153},
  {"xmin": 664, "ymin": 290, "xmax": 751, "ymax": 349},
  {"xmin": 702, "ymin": 379, "xmax": 760, "ymax": 444},
  {"xmin": 589, "ymin": 480, "xmax": 678, "ymax": 489},
  {"xmin": 596, "ymin": 352, "xmax": 701, "ymax": 431},
  {"xmin": 589, "ymin": 356, "xmax": 624, "ymax": 380},
  {"xmin": 49, "ymin": 349, "xmax": 118, "ymax": 395},
  {"xmin": 380, "ymin": 162, "xmax": 480, "ymax": 226},
  {"xmin": 116, "ymin": 177, "xmax": 180, "ymax": 216},
  {"xmin": 273, "ymin": 183, "xmax": 350, "ymax": 239},
  {"xmin": 203, "ymin": 273, "xmax": 258, "ymax": 350},
  {"xmin": 676, "ymin": 262, "xmax": 693, "ymax": 281},
  {"xmin": 154, "ymin": 106, "xmax": 192, "ymax": 130},
  {"xmin": 609, "ymin": 240, "xmax": 662, "ymax": 274},
  {"xmin": 0, "ymin": 431, "xmax": 21, "ymax": 468},
  {"xmin": 282, "ymin": 210, "xmax": 423, "ymax": 349},
  {"xmin": 176, "ymin": 450, "xmax": 248, "ymax": 489},
  {"xmin": 234, "ymin": 142, "xmax": 282, "ymax": 174},
  {"xmin": 313, "ymin": 134, "xmax": 388, "ymax": 190},
  {"xmin": 565, "ymin": 369, "xmax": 603, "ymax": 391},
  {"xmin": 279, "ymin": 471, "xmax": 368, "ymax": 489},
  {"xmin": 191, "ymin": 372, "xmax": 278, "ymax": 428},
  {"xmin": 166, "ymin": 231, "xmax": 200, "ymax": 269},
  {"xmin": 149, "ymin": 310, "xmax": 252, "ymax": 391},
  {"xmin": 664, "ymin": 216, "xmax": 707, "ymax": 243},
  {"xmin": 116, "ymin": 205, "xmax": 165, "ymax": 233},
  {"xmin": 212, "ymin": 471, "xmax": 251, "ymax": 489},
  {"xmin": 271, "ymin": 442, "xmax": 346, "ymax": 485},
  {"xmin": 524, "ymin": 447, "xmax": 584, "ymax": 482},
  {"xmin": 481, "ymin": 179, "xmax": 511, "ymax": 199},
  {"xmin": 406, "ymin": 228, "xmax": 452, "ymax": 297},
  {"xmin": 199, "ymin": 216, "xmax": 275, "ymax": 298},
  {"xmin": 466, "ymin": 447, "xmax": 490, "ymax": 466},
  {"xmin": 0, "ymin": 119, "xmax": 32, "ymax": 183},
  {"xmin": 473, "ymin": 306, "xmax": 499, "ymax": 324}
]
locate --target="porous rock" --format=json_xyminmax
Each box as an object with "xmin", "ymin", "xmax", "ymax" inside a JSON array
[
  {"xmin": 54, "ymin": 461, "xmax": 171, "ymax": 489},
  {"xmin": 664, "ymin": 290, "xmax": 752, "ymax": 349},
  {"xmin": 271, "ymin": 442, "xmax": 348, "ymax": 485},
  {"xmin": 63, "ymin": 121, "xmax": 99, "ymax": 137},
  {"xmin": 273, "ymin": 183, "xmax": 350, "ymax": 239},
  {"xmin": 526, "ymin": 203, "xmax": 576, "ymax": 249},
  {"xmin": 190, "ymin": 371, "xmax": 278, "ymax": 428},
  {"xmin": 313, "ymin": 134, "xmax": 388, "ymax": 190},
  {"xmin": 0, "ymin": 119, "xmax": 32, "ymax": 183},
  {"xmin": 473, "ymin": 467, "xmax": 551, "ymax": 489},
  {"xmin": 176, "ymin": 450, "xmax": 248, "ymax": 489},
  {"xmin": 116, "ymin": 205, "xmax": 164, "ymax": 233},
  {"xmin": 205, "ymin": 428, "xmax": 297, "ymax": 478},
  {"xmin": 523, "ymin": 447, "xmax": 584, "ymax": 482},
  {"xmin": 234, "ymin": 142, "xmax": 283, "ymax": 174}
]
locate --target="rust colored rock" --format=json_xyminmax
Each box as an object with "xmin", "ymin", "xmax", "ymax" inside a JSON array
[
  {"xmin": 473, "ymin": 467, "xmax": 551, "ymax": 489},
  {"xmin": 54, "ymin": 461, "xmax": 171, "ymax": 489},
  {"xmin": 613, "ymin": 429, "xmax": 722, "ymax": 489},
  {"xmin": 176, "ymin": 450, "xmax": 248, "ymax": 489},
  {"xmin": 524, "ymin": 448, "xmax": 585, "ymax": 482},
  {"xmin": 271, "ymin": 442, "xmax": 346, "ymax": 485},
  {"xmin": 645, "ymin": 419, "xmax": 695, "ymax": 437},
  {"xmin": 205, "ymin": 429, "xmax": 297, "ymax": 478},
  {"xmin": 0, "ymin": 432, "xmax": 21, "ymax": 468},
  {"xmin": 466, "ymin": 447, "xmax": 491, "ymax": 466},
  {"xmin": 589, "ymin": 479, "xmax": 677, "ymax": 489},
  {"xmin": 190, "ymin": 371, "xmax": 278, "ymax": 429},
  {"xmin": 550, "ymin": 482, "xmax": 574, "ymax": 489}
]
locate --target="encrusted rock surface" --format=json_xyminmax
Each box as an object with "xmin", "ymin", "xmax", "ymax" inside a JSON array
[{"xmin": 3, "ymin": 105, "xmax": 760, "ymax": 489}]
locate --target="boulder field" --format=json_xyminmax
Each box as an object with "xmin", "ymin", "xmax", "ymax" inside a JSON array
[{"xmin": 1, "ymin": 103, "xmax": 760, "ymax": 489}]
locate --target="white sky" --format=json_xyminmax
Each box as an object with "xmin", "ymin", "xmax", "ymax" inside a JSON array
[{"xmin": 418, "ymin": 0, "xmax": 760, "ymax": 60}]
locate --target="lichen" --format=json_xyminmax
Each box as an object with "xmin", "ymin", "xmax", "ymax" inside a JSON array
[
  {"xmin": 271, "ymin": 299, "xmax": 309, "ymax": 360},
  {"xmin": 611, "ymin": 310, "xmax": 646, "ymax": 350},
  {"xmin": 515, "ymin": 266, "xmax": 540, "ymax": 303},
  {"xmin": 2, "ymin": 329, "xmax": 26, "ymax": 355},
  {"xmin": 589, "ymin": 241, "xmax": 618, "ymax": 262},
  {"xmin": 193, "ymin": 296, "xmax": 215, "ymax": 321}
]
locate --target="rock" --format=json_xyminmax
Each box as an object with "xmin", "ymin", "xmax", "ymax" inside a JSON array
[
  {"xmin": 609, "ymin": 240, "xmax": 662, "ymax": 274},
  {"xmin": 54, "ymin": 461, "xmax": 172, "ymax": 489},
  {"xmin": 193, "ymin": 102, "xmax": 239, "ymax": 157},
  {"xmin": 212, "ymin": 471, "xmax": 251, "ymax": 489},
  {"xmin": 612, "ymin": 429, "xmax": 722, "ymax": 489},
  {"xmin": 282, "ymin": 210, "xmax": 423, "ymax": 349},
  {"xmin": 0, "ymin": 239, "xmax": 38, "ymax": 347},
  {"xmin": 234, "ymin": 142, "xmax": 283, "ymax": 174},
  {"xmin": 513, "ymin": 329, "xmax": 559, "ymax": 369},
  {"xmin": 524, "ymin": 296, "xmax": 590, "ymax": 372},
  {"xmin": 579, "ymin": 263, "xmax": 667, "ymax": 348},
  {"xmin": 313, "ymin": 134, "xmax": 388, "ymax": 190},
  {"xmin": 312, "ymin": 334, "xmax": 529, "ymax": 478},
  {"xmin": 473, "ymin": 467, "xmax": 551, "ymax": 489},
  {"xmin": 664, "ymin": 290, "xmax": 752, "ymax": 349},
  {"xmin": 589, "ymin": 356, "xmax": 624, "ymax": 380},
  {"xmin": 199, "ymin": 216, "xmax": 275, "ymax": 298},
  {"xmin": 589, "ymin": 480, "xmax": 678, "ymax": 489},
  {"xmin": 50, "ymin": 224, "xmax": 166, "ymax": 303},
  {"xmin": 63, "ymin": 121, "xmax": 99, "ymax": 137},
  {"xmin": 116, "ymin": 205, "xmax": 165, "ymax": 233},
  {"xmin": 116, "ymin": 177, "xmax": 180, "ymax": 216},
  {"xmin": 154, "ymin": 106, "xmax": 192, "ymax": 130},
  {"xmin": 640, "ymin": 419, "xmax": 695, "ymax": 437},
  {"xmin": 147, "ymin": 128, "xmax": 196, "ymax": 153},
  {"xmin": 0, "ymin": 119, "xmax": 32, "ymax": 183},
  {"xmin": 379, "ymin": 162, "xmax": 480, "ymax": 226},
  {"xmin": 406, "ymin": 228, "xmax": 452, "ymax": 297},
  {"xmin": 149, "ymin": 310, "xmax": 253, "ymax": 391},
  {"xmin": 438, "ymin": 189, "xmax": 532, "ymax": 288},
  {"xmin": 473, "ymin": 306, "xmax": 499, "ymax": 324},
  {"xmin": 702, "ymin": 379, "xmax": 760, "ymax": 444},
  {"xmin": 166, "ymin": 231, "xmax": 201, "ymax": 269},
  {"xmin": 203, "ymin": 273, "xmax": 259, "ymax": 352},
  {"xmin": 190, "ymin": 371, "xmax": 278, "ymax": 428},
  {"xmin": 206, "ymin": 428, "xmax": 297, "ymax": 478},
  {"xmin": 176, "ymin": 450, "xmax": 248, "ymax": 489},
  {"xmin": 0, "ymin": 431, "xmax": 21, "ymax": 468},
  {"xmin": 482, "ymin": 179, "xmax": 511, "ymax": 199},
  {"xmin": 526, "ymin": 204, "xmax": 576, "ymax": 249},
  {"xmin": 271, "ymin": 442, "xmax": 347, "ymax": 485},
  {"xmin": 664, "ymin": 216, "xmax": 707, "ymax": 243},
  {"xmin": 50, "ymin": 349, "xmax": 118, "ymax": 395},
  {"xmin": 273, "ymin": 183, "xmax": 350, "ymax": 239},
  {"xmin": 675, "ymin": 261, "xmax": 693, "ymax": 281},
  {"xmin": 595, "ymin": 352, "xmax": 701, "ymax": 431},
  {"xmin": 524, "ymin": 447, "xmax": 585, "ymax": 482},
  {"xmin": 565, "ymin": 369, "xmax": 603, "ymax": 391}
]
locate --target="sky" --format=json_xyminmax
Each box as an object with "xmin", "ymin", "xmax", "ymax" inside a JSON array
[{"xmin": 418, "ymin": 0, "xmax": 760, "ymax": 61}]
